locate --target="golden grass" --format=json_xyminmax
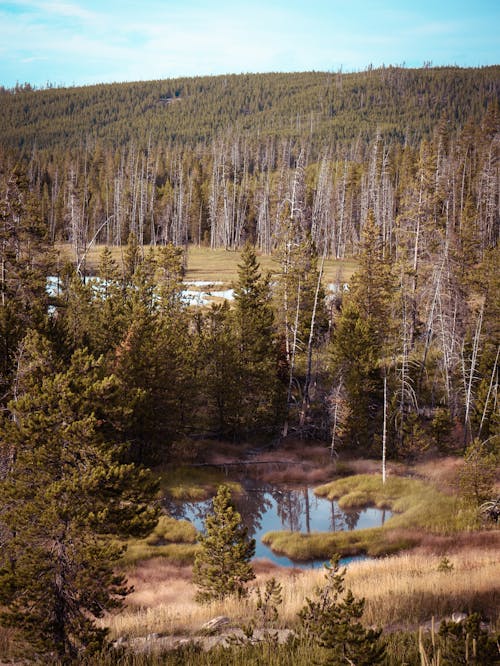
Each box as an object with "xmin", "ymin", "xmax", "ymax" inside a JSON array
[
  {"xmin": 158, "ymin": 465, "xmax": 243, "ymax": 501},
  {"xmin": 104, "ymin": 545, "xmax": 500, "ymax": 640},
  {"xmin": 119, "ymin": 516, "xmax": 200, "ymax": 567},
  {"xmin": 314, "ymin": 474, "xmax": 465, "ymax": 532},
  {"xmin": 54, "ymin": 243, "xmax": 358, "ymax": 285}
]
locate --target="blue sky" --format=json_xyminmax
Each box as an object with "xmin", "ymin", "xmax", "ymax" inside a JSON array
[{"xmin": 1, "ymin": 0, "xmax": 499, "ymax": 88}]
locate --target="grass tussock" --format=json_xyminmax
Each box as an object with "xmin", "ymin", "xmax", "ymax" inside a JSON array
[
  {"xmin": 104, "ymin": 545, "xmax": 500, "ymax": 642},
  {"xmin": 262, "ymin": 526, "xmax": 418, "ymax": 560},
  {"xmin": 262, "ymin": 473, "xmax": 480, "ymax": 562},
  {"xmin": 315, "ymin": 474, "xmax": 464, "ymax": 532},
  {"xmin": 120, "ymin": 516, "xmax": 200, "ymax": 567}
]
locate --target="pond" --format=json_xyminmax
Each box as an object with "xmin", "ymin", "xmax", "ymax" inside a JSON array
[{"xmin": 163, "ymin": 482, "xmax": 390, "ymax": 569}]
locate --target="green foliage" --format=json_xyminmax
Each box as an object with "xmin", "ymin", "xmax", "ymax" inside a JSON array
[
  {"xmin": 299, "ymin": 555, "xmax": 386, "ymax": 665},
  {"xmin": 120, "ymin": 515, "xmax": 199, "ymax": 566},
  {"xmin": 255, "ymin": 578, "xmax": 283, "ymax": 629},
  {"xmin": 437, "ymin": 557, "xmax": 454, "ymax": 573},
  {"xmin": 1, "ymin": 68, "xmax": 497, "ymax": 152},
  {"xmin": 196, "ymin": 301, "xmax": 242, "ymax": 437},
  {"xmin": 0, "ymin": 341, "xmax": 159, "ymax": 660},
  {"xmin": 232, "ymin": 243, "xmax": 285, "ymax": 437},
  {"xmin": 459, "ymin": 438, "xmax": 498, "ymax": 510},
  {"xmin": 431, "ymin": 408, "xmax": 454, "ymax": 451},
  {"xmin": 437, "ymin": 614, "xmax": 500, "ymax": 665},
  {"xmin": 192, "ymin": 484, "xmax": 255, "ymax": 603},
  {"xmin": 0, "ymin": 160, "xmax": 53, "ymax": 400}
]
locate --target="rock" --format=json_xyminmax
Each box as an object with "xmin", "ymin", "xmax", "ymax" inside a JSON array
[
  {"xmin": 451, "ymin": 612, "xmax": 468, "ymax": 623},
  {"xmin": 201, "ymin": 616, "xmax": 230, "ymax": 633},
  {"xmin": 113, "ymin": 635, "xmax": 128, "ymax": 647}
]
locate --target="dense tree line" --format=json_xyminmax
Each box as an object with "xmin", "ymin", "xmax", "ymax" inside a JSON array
[
  {"xmin": 0, "ymin": 146, "xmax": 497, "ymax": 459},
  {"xmin": 0, "ymin": 67, "xmax": 498, "ymax": 257}
]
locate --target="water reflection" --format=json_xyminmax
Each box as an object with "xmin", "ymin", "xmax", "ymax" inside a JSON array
[{"xmin": 163, "ymin": 483, "xmax": 390, "ymax": 568}]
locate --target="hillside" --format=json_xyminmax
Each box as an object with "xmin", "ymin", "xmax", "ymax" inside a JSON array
[
  {"xmin": 1, "ymin": 66, "xmax": 499, "ymax": 152},
  {"xmin": 0, "ymin": 66, "xmax": 498, "ymax": 257}
]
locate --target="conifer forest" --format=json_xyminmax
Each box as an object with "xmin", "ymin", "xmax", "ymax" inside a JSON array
[{"xmin": 0, "ymin": 66, "xmax": 499, "ymax": 663}]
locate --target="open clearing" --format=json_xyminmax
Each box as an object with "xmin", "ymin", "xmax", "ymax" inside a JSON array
[{"xmin": 54, "ymin": 243, "xmax": 358, "ymax": 285}]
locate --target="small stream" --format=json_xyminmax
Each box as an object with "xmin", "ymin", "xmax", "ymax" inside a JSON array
[{"xmin": 163, "ymin": 483, "xmax": 390, "ymax": 568}]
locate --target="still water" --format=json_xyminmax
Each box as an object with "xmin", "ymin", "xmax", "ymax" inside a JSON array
[{"xmin": 163, "ymin": 484, "xmax": 390, "ymax": 568}]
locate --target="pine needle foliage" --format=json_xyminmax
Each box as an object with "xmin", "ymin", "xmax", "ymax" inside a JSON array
[
  {"xmin": 299, "ymin": 555, "xmax": 386, "ymax": 666},
  {"xmin": 192, "ymin": 484, "xmax": 255, "ymax": 603},
  {"xmin": 0, "ymin": 341, "xmax": 159, "ymax": 661}
]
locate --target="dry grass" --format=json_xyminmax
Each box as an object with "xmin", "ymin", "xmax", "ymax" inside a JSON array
[
  {"xmin": 103, "ymin": 544, "xmax": 500, "ymax": 640},
  {"xmin": 54, "ymin": 243, "xmax": 358, "ymax": 285}
]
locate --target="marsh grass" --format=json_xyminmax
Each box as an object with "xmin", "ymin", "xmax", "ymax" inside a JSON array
[
  {"xmin": 104, "ymin": 546, "xmax": 499, "ymax": 644},
  {"xmin": 315, "ymin": 474, "xmax": 466, "ymax": 531},
  {"xmin": 262, "ymin": 474, "xmax": 482, "ymax": 561},
  {"xmin": 119, "ymin": 516, "xmax": 200, "ymax": 567}
]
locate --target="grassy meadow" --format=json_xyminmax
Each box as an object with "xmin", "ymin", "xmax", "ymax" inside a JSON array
[
  {"xmin": 54, "ymin": 242, "xmax": 358, "ymax": 285},
  {"xmin": 1, "ymin": 453, "xmax": 499, "ymax": 663},
  {"xmin": 107, "ymin": 545, "xmax": 499, "ymax": 640}
]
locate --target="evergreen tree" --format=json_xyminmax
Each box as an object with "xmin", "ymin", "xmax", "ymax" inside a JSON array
[
  {"xmin": 0, "ymin": 341, "xmax": 158, "ymax": 661},
  {"xmin": 90, "ymin": 246, "xmax": 126, "ymax": 357},
  {"xmin": 438, "ymin": 613, "xmax": 500, "ymax": 665},
  {"xmin": 299, "ymin": 555, "xmax": 386, "ymax": 666},
  {"xmin": 198, "ymin": 302, "xmax": 240, "ymax": 437},
  {"xmin": 330, "ymin": 212, "xmax": 396, "ymax": 451},
  {"xmin": 331, "ymin": 301, "xmax": 381, "ymax": 449},
  {"xmin": 0, "ymin": 162, "xmax": 53, "ymax": 402},
  {"xmin": 192, "ymin": 484, "xmax": 255, "ymax": 603},
  {"xmin": 232, "ymin": 242, "xmax": 284, "ymax": 437}
]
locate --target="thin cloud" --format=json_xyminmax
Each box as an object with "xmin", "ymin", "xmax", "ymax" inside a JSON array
[{"xmin": 0, "ymin": 0, "xmax": 498, "ymax": 88}]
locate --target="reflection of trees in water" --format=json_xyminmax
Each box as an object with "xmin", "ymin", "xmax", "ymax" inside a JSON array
[
  {"xmin": 163, "ymin": 482, "xmax": 371, "ymax": 539},
  {"xmin": 329, "ymin": 501, "xmax": 347, "ymax": 532},
  {"xmin": 162, "ymin": 483, "xmax": 273, "ymax": 539},
  {"xmin": 233, "ymin": 486, "xmax": 272, "ymax": 538},
  {"xmin": 344, "ymin": 509, "xmax": 361, "ymax": 531},
  {"xmin": 162, "ymin": 498, "xmax": 212, "ymax": 531},
  {"xmin": 271, "ymin": 487, "xmax": 304, "ymax": 532}
]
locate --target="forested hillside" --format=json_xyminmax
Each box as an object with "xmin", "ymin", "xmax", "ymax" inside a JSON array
[{"xmin": 0, "ymin": 66, "xmax": 498, "ymax": 255}]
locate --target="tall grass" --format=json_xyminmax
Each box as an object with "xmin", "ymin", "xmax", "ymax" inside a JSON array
[
  {"xmin": 104, "ymin": 546, "xmax": 499, "ymax": 642},
  {"xmin": 315, "ymin": 473, "xmax": 480, "ymax": 532}
]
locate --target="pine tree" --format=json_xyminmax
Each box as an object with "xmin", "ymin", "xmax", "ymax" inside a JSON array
[
  {"xmin": 232, "ymin": 242, "xmax": 285, "ymax": 437},
  {"xmin": 0, "ymin": 341, "xmax": 158, "ymax": 661},
  {"xmin": 330, "ymin": 211, "xmax": 397, "ymax": 451},
  {"xmin": 0, "ymin": 161, "xmax": 53, "ymax": 402},
  {"xmin": 192, "ymin": 484, "xmax": 255, "ymax": 603},
  {"xmin": 331, "ymin": 301, "xmax": 381, "ymax": 449},
  {"xmin": 299, "ymin": 555, "xmax": 386, "ymax": 666},
  {"xmin": 198, "ymin": 302, "xmax": 240, "ymax": 436}
]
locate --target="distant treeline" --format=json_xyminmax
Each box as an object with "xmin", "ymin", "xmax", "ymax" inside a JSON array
[{"xmin": 0, "ymin": 66, "xmax": 498, "ymax": 255}]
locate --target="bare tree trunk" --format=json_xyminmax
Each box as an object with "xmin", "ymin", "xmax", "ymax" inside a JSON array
[
  {"xmin": 282, "ymin": 278, "xmax": 301, "ymax": 438},
  {"xmin": 479, "ymin": 346, "xmax": 499, "ymax": 438},
  {"xmin": 299, "ymin": 249, "xmax": 325, "ymax": 430},
  {"xmin": 382, "ymin": 372, "xmax": 387, "ymax": 484},
  {"xmin": 463, "ymin": 301, "xmax": 484, "ymax": 446}
]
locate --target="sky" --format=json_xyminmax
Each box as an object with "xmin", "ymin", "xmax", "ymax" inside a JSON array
[{"xmin": 1, "ymin": 0, "xmax": 499, "ymax": 89}]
